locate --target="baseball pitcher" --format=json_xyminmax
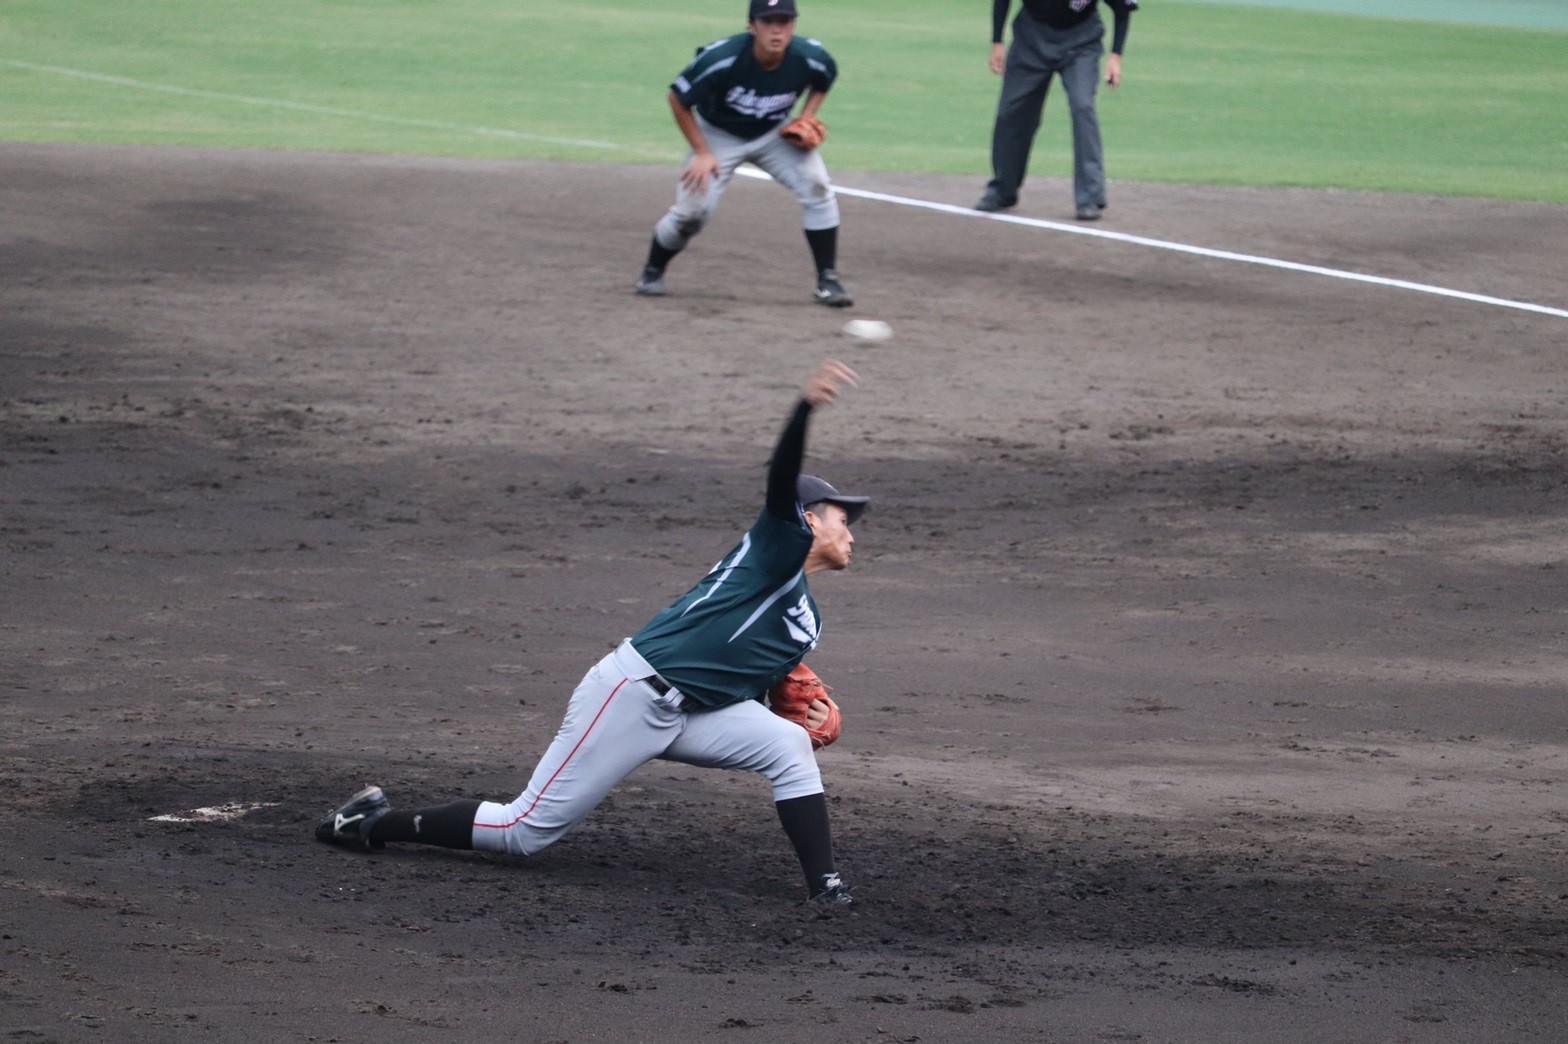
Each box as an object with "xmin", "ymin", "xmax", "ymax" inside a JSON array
[{"xmin": 316, "ymin": 359, "xmax": 867, "ymax": 907}]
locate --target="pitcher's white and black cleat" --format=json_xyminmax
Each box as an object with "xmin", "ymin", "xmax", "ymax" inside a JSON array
[
  {"xmin": 808, "ymin": 872, "xmax": 856, "ymax": 908},
  {"xmin": 314, "ymin": 784, "xmax": 391, "ymax": 851}
]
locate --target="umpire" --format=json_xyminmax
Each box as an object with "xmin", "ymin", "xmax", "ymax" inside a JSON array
[{"xmin": 975, "ymin": 0, "xmax": 1138, "ymax": 221}]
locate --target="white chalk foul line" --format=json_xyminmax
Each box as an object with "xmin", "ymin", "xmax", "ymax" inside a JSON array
[
  {"xmin": 10, "ymin": 58, "xmax": 1562, "ymax": 320},
  {"xmin": 745, "ymin": 171, "xmax": 1567, "ymax": 321}
]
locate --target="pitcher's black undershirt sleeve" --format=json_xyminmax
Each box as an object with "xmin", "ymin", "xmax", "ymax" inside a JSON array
[{"xmin": 766, "ymin": 400, "xmax": 812, "ymax": 520}]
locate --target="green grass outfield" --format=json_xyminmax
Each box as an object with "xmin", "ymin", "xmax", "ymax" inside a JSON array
[{"xmin": 2, "ymin": 0, "xmax": 1564, "ymax": 202}]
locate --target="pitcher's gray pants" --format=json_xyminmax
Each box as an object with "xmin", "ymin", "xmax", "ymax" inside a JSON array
[
  {"xmin": 988, "ymin": 12, "xmax": 1107, "ymax": 210},
  {"xmin": 471, "ymin": 640, "xmax": 822, "ymax": 856}
]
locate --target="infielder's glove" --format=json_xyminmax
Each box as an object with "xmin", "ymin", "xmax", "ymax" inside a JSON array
[
  {"xmin": 779, "ymin": 114, "xmax": 827, "ymax": 150},
  {"xmin": 767, "ymin": 662, "xmax": 842, "ymax": 749}
]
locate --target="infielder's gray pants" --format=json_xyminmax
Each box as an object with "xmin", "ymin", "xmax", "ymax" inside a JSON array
[
  {"xmin": 654, "ymin": 114, "xmax": 841, "ymax": 252},
  {"xmin": 989, "ymin": 12, "xmax": 1107, "ymax": 209}
]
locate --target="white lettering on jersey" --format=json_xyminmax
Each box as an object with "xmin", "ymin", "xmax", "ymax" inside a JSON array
[
  {"xmin": 724, "ymin": 86, "xmax": 800, "ymax": 120},
  {"xmin": 784, "ymin": 594, "xmax": 819, "ymax": 645}
]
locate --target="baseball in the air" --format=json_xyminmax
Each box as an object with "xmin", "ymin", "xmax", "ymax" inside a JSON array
[{"xmin": 842, "ymin": 318, "xmax": 893, "ymax": 343}]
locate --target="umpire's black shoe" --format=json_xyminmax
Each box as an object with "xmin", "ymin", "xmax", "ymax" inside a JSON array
[
  {"xmin": 814, "ymin": 269, "xmax": 854, "ymax": 308},
  {"xmin": 974, "ymin": 190, "xmax": 1017, "ymax": 213},
  {"xmin": 635, "ymin": 266, "xmax": 667, "ymax": 296},
  {"xmin": 808, "ymin": 872, "xmax": 856, "ymax": 908},
  {"xmin": 1075, "ymin": 204, "xmax": 1105, "ymax": 221},
  {"xmin": 314, "ymin": 784, "xmax": 391, "ymax": 851}
]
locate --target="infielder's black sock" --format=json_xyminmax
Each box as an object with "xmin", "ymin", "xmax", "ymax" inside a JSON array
[
  {"xmin": 645, "ymin": 236, "xmax": 680, "ymax": 273},
  {"xmin": 775, "ymin": 793, "xmax": 837, "ymax": 893},
  {"xmin": 370, "ymin": 799, "xmax": 482, "ymax": 849},
  {"xmin": 809, "ymin": 227, "xmax": 846, "ymax": 275},
  {"xmin": 804, "ymin": 226, "xmax": 839, "ymax": 274}
]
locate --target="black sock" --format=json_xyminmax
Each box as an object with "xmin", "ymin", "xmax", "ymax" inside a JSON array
[
  {"xmin": 804, "ymin": 226, "xmax": 838, "ymax": 275},
  {"xmin": 369, "ymin": 799, "xmax": 481, "ymax": 849},
  {"xmin": 775, "ymin": 793, "xmax": 837, "ymax": 894},
  {"xmin": 645, "ymin": 236, "xmax": 680, "ymax": 273}
]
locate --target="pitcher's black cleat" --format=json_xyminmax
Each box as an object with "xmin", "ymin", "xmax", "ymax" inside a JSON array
[
  {"xmin": 314, "ymin": 784, "xmax": 391, "ymax": 851},
  {"xmin": 808, "ymin": 872, "xmax": 856, "ymax": 908}
]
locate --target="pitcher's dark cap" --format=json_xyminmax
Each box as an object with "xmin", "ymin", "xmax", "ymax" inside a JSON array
[
  {"xmin": 797, "ymin": 475, "xmax": 868, "ymax": 525},
  {"xmin": 750, "ymin": 0, "xmax": 798, "ymax": 19}
]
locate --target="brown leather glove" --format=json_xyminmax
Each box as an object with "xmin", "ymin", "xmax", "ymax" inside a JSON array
[
  {"xmin": 779, "ymin": 114, "xmax": 827, "ymax": 150},
  {"xmin": 766, "ymin": 663, "xmax": 842, "ymax": 749}
]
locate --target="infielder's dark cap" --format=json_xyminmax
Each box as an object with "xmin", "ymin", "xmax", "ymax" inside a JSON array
[
  {"xmin": 797, "ymin": 475, "xmax": 869, "ymax": 525},
  {"xmin": 749, "ymin": 0, "xmax": 798, "ymax": 19}
]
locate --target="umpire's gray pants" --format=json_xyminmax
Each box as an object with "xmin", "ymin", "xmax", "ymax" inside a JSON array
[{"xmin": 988, "ymin": 12, "xmax": 1107, "ymax": 209}]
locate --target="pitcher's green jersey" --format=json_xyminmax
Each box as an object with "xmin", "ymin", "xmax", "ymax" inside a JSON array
[
  {"xmin": 632, "ymin": 505, "xmax": 820, "ymax": 709},
  {"xmin": 671, "ymin": 33, "xmax": 838, "ymax": 141}
]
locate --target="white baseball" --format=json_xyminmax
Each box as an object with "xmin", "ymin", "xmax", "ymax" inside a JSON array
[{"xmin": 842, "ymin": 318, "xmax": 893, "ymax": 343}]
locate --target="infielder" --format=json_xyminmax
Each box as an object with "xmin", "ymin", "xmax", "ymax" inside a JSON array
[
  {"xmin": 635, "ymin": 0, "xmax": 853, "ymax": 308},
  {"xmin": 316, "ymin": 359, "xmax": 867, "ymax": 907}
]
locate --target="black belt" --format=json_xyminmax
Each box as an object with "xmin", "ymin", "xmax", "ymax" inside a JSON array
[{"xmin": 645, "ymin": 674, "xmax": 672, "ymax": 696}]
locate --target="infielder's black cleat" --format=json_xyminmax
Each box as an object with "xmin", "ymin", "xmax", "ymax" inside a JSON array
[
  {"xmin": 635, "ymin": 266, "xmax": 667, "ymax": 297},
  {"xmin": 314, "ymin": 784, "xmax": 391, "ymax": 851},
  {"xmin": 974, "ymin": 190, "xmax": 1017, "ymax": 213},
  {"xmin": 813, "ymin": 269, "xmax": 853, "ymax": 308}
]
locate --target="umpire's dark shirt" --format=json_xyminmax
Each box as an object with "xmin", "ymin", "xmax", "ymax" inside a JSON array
[{"xmin": 993, "ymin": 0, "xmax": 1138, "ymax": 50}]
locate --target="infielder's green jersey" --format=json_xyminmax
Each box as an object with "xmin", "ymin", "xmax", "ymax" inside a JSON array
[
  {"xmin": 632, "ymin": 506, "xmax": 820, "ymax": 710},
  {"xmin": 671, "ymin": 33, "xmax": 838, "ymax": 141}
]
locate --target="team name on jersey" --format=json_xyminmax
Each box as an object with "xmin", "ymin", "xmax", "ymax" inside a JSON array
[
  {"xmin": 784, "ymin": 593, "xmax": 819, "ymax": 646},
  {"xmin": 724, "ymin": 86, "xmax": 800, "ymax": 120}
]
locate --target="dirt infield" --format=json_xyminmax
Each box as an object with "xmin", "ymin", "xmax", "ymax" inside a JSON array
[{"xmin": 2, "ymin": 142, "xmax": 1566, "ymax": 1043}]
